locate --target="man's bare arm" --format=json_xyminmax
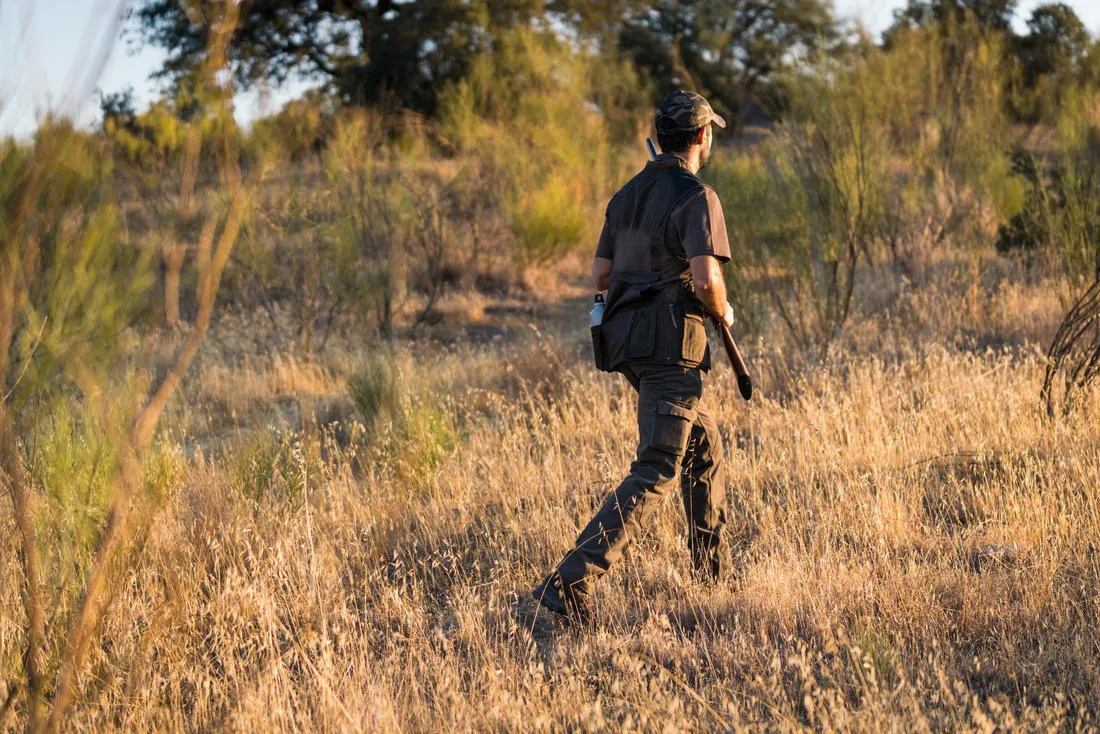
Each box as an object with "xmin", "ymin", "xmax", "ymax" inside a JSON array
[
  {"xmin": 593, "ymin": 257, "xmax": 612, "ymax": 291},
  {"xmin": 690, "ymin": 255, "xmax": 733, "ymax": 327}
]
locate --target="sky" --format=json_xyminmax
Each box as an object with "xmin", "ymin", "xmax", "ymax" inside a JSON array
[{"xmin": 4, "ymin": 0, "xmax": 1100, "ymax": 139}]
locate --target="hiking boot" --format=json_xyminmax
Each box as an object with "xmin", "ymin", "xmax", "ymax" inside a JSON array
[
  {"xmin": 531, "ymin": 574, "xmax": 589, "ymax": 624},
  {"xmin": 689, "ymin": 541, "xmax": 728, "ymax": 585}
]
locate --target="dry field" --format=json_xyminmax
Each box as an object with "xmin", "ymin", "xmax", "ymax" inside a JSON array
[{"xmin": 3, "ymin": 251, "xmax": 1100, "ymax": 732}]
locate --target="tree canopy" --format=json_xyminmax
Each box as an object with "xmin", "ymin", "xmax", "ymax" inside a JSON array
[
  {"xmin": 886, "ymin": 0, "xmax": 1018, "ymax": 37},
  {"xmin": 1017, "ymin": 3, "xmax": 1092, "ymax": 83},
  {"xmin": 131, "ymin": 0, "xmax": 841, "ymax": 121},
  {"xmin": 131, "ymin": 0, "xmax": 1097, "ymax": 126},
  {"xmin": 133, "ymin": 1, "xmax": 546, "ymax": 113},
  {"xmin": 558, "ymin": 0, "xmax": 840, "ymax": 118},
  {"xmin": 882, "ymin": 1, "xmax": 1098, "ymax": 121}
]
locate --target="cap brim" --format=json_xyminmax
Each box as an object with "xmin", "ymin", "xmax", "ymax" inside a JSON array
[{"xmin": 711, "ymin": 113, "xmax": 727, "ymax": 129}]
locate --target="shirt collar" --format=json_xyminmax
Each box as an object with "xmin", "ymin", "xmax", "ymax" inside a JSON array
[{"xmin": 646, "ymin": 152, "xmax": 691, "ymax": 170}]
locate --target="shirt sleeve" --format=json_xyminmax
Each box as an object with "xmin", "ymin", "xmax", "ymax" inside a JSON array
[
  {"xmin": 671, "ymin": 187, "xmax": 731, "ymax": 263},
  {"xmin": 594, "ymin": 215, "xmax": 614, "ymax": 259}
]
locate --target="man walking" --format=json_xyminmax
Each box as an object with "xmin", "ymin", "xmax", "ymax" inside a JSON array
[{"xmin": 533, "ymin": 91, "xmax": 735, "ymax": 623}]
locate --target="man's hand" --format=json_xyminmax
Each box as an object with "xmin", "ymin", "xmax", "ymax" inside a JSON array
[{"xmin": 720, "ymin": 301, "xmax": 735, "ymax": 329}]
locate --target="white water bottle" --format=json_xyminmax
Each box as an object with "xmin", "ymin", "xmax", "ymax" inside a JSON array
[{"xmin": 589, "ymin": 293, "xmax": 605, "ymax": 327}]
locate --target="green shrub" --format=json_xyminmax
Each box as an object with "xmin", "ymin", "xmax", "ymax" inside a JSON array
[
  {"xmin": 348, "ymin": 356, "xmax": 459, "ymax": 487},
  {"xmin": 245, "ymin": 93, "xmax": 334, "ymax": 163},
  {"xmin": 996, "ymin": 87, "xmax": 1100, "ymax": 278},
  {"xmin": 1, "ymin": 126, "xmax": 155, "ymax": 406},
  {"xmin": 1050, "ymin": 85, "xmax": 1100, "ymax": 279},
  {"xmin": 981, "ymin": 149, "xmax": 1028, "ymax": 223},
  {"xmin": 390, "ymin": 400, "xmax": 459, "ymax": 485},
  {"xmin": 875, "ymin": 16, "xmax": 1015, "ymax": 188},
  {"xmin": 348, "ymin": 359, "xmax": 400, "ymax": 424},
  {"xmin": 439, "ymin": 28, "xmax": 644, "ymax": 271},
  {"xmin": 22, "ymin": 394, "xmax": 184, "ymax": 650},
  {"xmin": 709, "ymin": 15, "xmax": 1023, "ymax": 353},
  {"xmin": 709, "ymin": 68, "xmax": 890, "ymax": 353},
  {"xmin": 995, "ymin": 149, "xmax": 1052, "ymax": 260},
  {"xmin": 323, "ymin": 110, "xmax": 410, "ymax": 335},
  {"xmin": 28, "ymin": 402, "xmax": 119, "ymax": 581},
  {"xmin": 706, "ymin": 151, "xmax": 803, "ymax": 335},
  {"xmin": 319, "ymin": 110, "xmax": 461, "ymax": 332},
  {"xmin": 509, "ymin": 175, "xmax": 587, "ymax": 265},
  {"xmin": 226, "ymin": 429, "xmax": 308, "ymax": 504}
]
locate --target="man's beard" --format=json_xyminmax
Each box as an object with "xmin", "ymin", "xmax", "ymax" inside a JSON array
[{"xmin": 698, "ymin": 140, "xmax": 713, "ymax": 170}]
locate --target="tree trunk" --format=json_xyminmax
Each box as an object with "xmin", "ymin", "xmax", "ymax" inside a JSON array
[
  {"xmin": 0, "ymin": 408, "xmax": 45, "ymax": 728},
  {"xmin": 164, "ymin": 241, "xmax": 187, "ymax": 326},
  {"xmin": 0, "ymin": 265, "xmax": 15, "ymax": 386}
]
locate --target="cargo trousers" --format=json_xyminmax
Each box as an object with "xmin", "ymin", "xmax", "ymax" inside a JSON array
[{"xmin": 549, "ymin": 362, "xmax": 727, "ymax": 607}]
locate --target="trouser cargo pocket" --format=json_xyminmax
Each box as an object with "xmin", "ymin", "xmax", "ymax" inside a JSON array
[{"xmin": 649, "ymin": 399, "xmax": 694, "ymax": 455}]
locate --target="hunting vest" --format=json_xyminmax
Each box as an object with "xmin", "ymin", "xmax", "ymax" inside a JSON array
[{"xmin": 593, "ymin": 157, "xmax": 712, "ymax": 373}]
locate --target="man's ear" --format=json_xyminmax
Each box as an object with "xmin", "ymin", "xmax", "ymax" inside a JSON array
[{"xmin": 695, "ymin": 127, "xmax": 706, "ymax": 144}]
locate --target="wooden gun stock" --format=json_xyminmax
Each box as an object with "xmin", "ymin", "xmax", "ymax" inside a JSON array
[{"xmin": 715, "ymin": 319, "xmax": 753, "ymax": 401}]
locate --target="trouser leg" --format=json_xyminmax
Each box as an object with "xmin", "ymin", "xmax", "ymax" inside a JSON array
[
  {"xmin": 680, "ymin": 406, "xmax": 727, "ymax": 581},
  {"xmin": 551, "ymin": 366, "xmax": 702, "ymax": 605}
]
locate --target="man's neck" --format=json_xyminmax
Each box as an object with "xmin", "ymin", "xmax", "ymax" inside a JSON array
[
  {"xmin": 685, "ymin": 150, "xmax": 702, "ymax": 175},
  {"xmin": 667, "ymin": 149, "xmax": 702, "ymax": 175}
]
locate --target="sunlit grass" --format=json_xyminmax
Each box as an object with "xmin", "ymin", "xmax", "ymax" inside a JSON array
[{"xmin": 3, "ymin": 262, "xmax": 1097, "ymax": 729}]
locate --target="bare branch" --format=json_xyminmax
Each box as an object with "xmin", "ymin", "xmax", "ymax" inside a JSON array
[
  {"xmin": 43, "ymin": 6, "xmax": 247, "ymax": 728},
  {"xmin": 0, "ymin": 410, "xmax": 45, "ymax": 728}
]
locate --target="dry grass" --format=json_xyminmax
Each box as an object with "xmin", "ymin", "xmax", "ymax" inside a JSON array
[{"xmin": 3, "ymin": 252, "xmax": 1100, "ymax": 732}]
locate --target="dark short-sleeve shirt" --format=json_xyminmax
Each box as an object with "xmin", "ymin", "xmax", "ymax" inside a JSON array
[
  {"xmin": 595, "ymin": 218, "xmax": 614, "ymax": 259},
  {"xmin": 668, "ymin": 186, "xmax": 731, "ymax": 263},
  {"xmin": 594, "ymin": 179, "xmax": 731, "ymax": 264}
]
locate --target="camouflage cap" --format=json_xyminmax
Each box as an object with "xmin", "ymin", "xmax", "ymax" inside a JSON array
[{"xmin": 654, "ymin": 90, "xmax": 727, "ymax": 133}]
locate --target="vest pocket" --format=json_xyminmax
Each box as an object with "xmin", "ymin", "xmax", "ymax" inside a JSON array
[
  {"xmin": 591, "ymin": 324, "xmax": 610, "ymax": 372},
  {"xmin": 625, "ymin": 305, "xmax": 656, "ymax": 360},
  {"xmin": 681, "ymin": 313, "xmax": 708, "ymax": 366}
]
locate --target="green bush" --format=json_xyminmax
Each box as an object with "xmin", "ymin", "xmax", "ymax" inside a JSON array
[
  {"xmin": 225, "ymin": 429, "xmax": 308, "ymax": 504},
  {"xmin": 1, "ymin": 125, "xmax": 155, "ymax": 406},
  {"xmin": 708, "ymin": 15, "xmax": 1024, "ymax": 353},
  {"xmin": 348, "ymin": 356, "xmax": 459, "ymax": 487},
  {"xmin": 439, "ymin": 28, "xmax": 645, "ymax": 270},
  {"xmin": 709, "ymin": 68, "xmax": 890, "ymax": 353},
  {"xmin": 348, "ymin": 359, "xmax": 400, "ymax": 424},
  {"xmin": 996, "ymin": 86, "xmax": 1100, "ymax": 279},
  {"xmin": 1050, "ymin": 85, "xmax": 1100, "ymax": 279},
  {"xmin": 509, "ymin": 175, "xmax": 588, "ymax": 265},
  {"xmin": 21, "ymin": 394, "xmax": 184, "ymax": 667},
  {"xmin": 28, "ymin": 403, "xmax": 119, "ymax": 583},
  {"xmin": 390, "ymin": 401, "xmax": 459, "ymax": 486},
  {"xmin": 706, "ymin": 150, "xmax": 804, "ymax": 334},
  {"xmin": 245, "ymin": 92, "xmax": 335, "ymax": 163}
]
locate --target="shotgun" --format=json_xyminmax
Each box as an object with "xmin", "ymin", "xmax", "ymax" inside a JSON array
[{"xmin": 647, "ymin": 137, "xmax": 753, "ymax": 401}]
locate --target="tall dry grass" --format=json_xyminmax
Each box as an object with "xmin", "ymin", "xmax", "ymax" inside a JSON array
[
  {"xmin": 5, "ymin": 13, "xmax": 1100, "ymax": 732},
  {"xmin": 3, "ymin": 243, "xmax": 1097, "ymax": 730}
]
